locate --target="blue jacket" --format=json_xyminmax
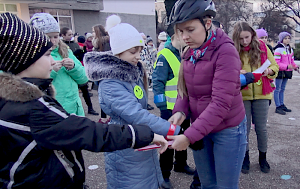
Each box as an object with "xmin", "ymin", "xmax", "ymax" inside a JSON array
[
  {"xmin": 152, "ymin": 43, "xmax": 181, "ymax": 111},
  {"xmin": 84, "ymin": 51, "xmax": 180, "ymax": 189}
]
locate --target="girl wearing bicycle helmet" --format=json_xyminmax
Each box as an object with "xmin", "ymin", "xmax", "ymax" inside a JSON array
[{"xmin": 167, "ymin": 0, "xmax": 247, "ymax": 188}]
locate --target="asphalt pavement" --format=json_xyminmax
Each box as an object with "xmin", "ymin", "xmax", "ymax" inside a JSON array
[{"xmin": 81, "ymin": 70, "xmax": 300, "ymax": 188}]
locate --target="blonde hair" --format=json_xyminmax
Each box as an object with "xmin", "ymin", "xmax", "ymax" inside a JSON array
[
  {"xmin": 232, "ymin": 22, "xmax": 262, "ymax": 67},
  {"xmin": 176, "ymin": 17, "xmax": 213, "ymax": 98},
  {"xmin": 57, "ymin": 39, "xmax": 69, "ymax": 58}
]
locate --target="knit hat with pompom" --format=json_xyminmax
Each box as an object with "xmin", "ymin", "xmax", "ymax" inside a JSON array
[{"xmin": 105, "ymin": 15, "xmax": 144, "ymax": 55}]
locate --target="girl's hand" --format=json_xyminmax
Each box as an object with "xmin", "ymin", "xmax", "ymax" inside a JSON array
[
  {"xmin": 167, "ymin": 134, "xmax": 190, "ymax": 151},
  {"xmin": 53, "ymin": 61, "xmax": 63, "ymax": 72},
  {"xmin": 263, "ymin": 68, "xmax": 274, "ymax": 76},
  {"xmin": 168, "ymin": 112, "xmax": 186, "ymax": 126},
  {"xmin": 240, "ymin": 70, "xmax": 247, "ymax": 74},
  {"xmin": 288, "ymin": 64, "xmax": 294, "ymax": 70},
  {"xmin": 152, "ymin": 134, "xmax": 168, "ymax": 154},
  {"xmin": 62, "ymin": 58, "xmax": 75, "ymax": 70}
]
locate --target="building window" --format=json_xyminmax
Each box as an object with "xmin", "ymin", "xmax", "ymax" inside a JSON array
[
  {"xmin": 0, "ymin": 3, "xmax": 18, "ymax": 14},
  {"xmin": 29, "ymin": 8, "xmax": 74, "ymax": 31}
]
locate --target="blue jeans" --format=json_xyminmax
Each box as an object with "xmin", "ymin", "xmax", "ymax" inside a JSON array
[
  {"xmin": 274, "ymin": 78, "xmax": 288, "ymax": 107},
  {"xmin": 193, "ymin": 117, "xmax": 247, "ymax": 189}
]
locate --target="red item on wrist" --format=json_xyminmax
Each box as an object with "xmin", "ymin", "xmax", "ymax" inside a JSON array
[
  {"xmin": 167, "ymin": 124, "xmax": 176, "ymax": 136},
  {"xmin": 253, "ymin": 73, "xmax": 262, "ymax": 83}
]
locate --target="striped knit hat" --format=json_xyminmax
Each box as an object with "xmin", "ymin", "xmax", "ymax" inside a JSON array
[{"xmin": 0, "ymin": 12, "xmax": 53, "ymax": 74}]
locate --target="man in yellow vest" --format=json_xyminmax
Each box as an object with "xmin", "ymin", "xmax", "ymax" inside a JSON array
[{"xmin": 153, "ymin": 35, "xmax": 200, "ymax": 189}]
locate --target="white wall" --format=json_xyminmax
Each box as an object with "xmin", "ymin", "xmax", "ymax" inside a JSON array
[{"xmin": 102, "ymin": 0, "xmax": 155, "ymax": 15}]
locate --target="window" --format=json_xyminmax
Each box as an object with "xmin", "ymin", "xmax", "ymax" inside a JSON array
[
  {"xmin": 0, "ymin": 3, "xmax": 17, "ymax": 14},
  {"xmin": 29, "ymin": 8, "xmax": 74, "ymax": 31}
]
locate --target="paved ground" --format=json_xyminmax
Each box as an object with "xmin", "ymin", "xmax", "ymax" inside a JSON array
[{"xmin": 81, "ymin": 71, "xmax": 300, "ymax": 189}]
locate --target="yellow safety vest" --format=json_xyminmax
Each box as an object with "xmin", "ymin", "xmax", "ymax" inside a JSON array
[{"xmin": 154, "ymin": 48, "xmax": 180, "ymax": 110}]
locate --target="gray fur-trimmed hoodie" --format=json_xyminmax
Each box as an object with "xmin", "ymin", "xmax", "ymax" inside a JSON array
[{"xmin": 84, "ymin": 51, "xmax": 181, "ymax": 189}]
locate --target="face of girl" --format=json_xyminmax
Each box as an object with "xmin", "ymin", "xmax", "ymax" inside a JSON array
[
  {"xmin": 92, "ymin": 28, "xmax": 95, "ymax": 37},
  {"xmin": 176, "ymin": 19, "xmax": 211, "ymax": 49},
  {"xmin": 147, "ymin": 41, "xmax": 153, "ymax": 46},
  {"xmin": 260, "ymin": 36, "xmax": 268, "ymax": 44},
  {"xmin": 47, "ymin": 32, "xmax": 60, "ymax": 47},
  {"xmin": 63, "ymin": 30, "xmax": 73, "ymax": 41},
  {"xmin": 239, "ymin": 31, "xmax": 252, "ymax": 47},
  {"xmin": 18, "ymin": 49, "xmax": 55, "ymax": 79},
  {"xmin": 118, "ymin": 46, "xmax": 143, "ymax": 66},
  {"xmin": 283, "ymin": 36, "xmax": 291, "ymax": 46},
  {"xmin": 87, "ymin": 36, "xmax": 93, "ymax": 42}
]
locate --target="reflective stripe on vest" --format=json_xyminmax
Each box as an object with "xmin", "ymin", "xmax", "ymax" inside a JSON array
[{"xmin": 154, "ymin": 48, "xmax": 180, "ymax": 110}]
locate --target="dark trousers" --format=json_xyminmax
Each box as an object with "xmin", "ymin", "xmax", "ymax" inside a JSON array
[
  {"xmin": 159, "ymin": 109, "xmax": 189, "ymax": 179},
  {"xmin": 78, "ymin": 82, "xmax": 93, "ymax": 109},
  {"xmin": 93, "ymin": 81, "xmax": 107, "ymax": 118}
]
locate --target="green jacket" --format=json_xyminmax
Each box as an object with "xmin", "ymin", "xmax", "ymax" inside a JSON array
[
  {"xmin": 50, "ymin": 47, "xmax": 88, "ymax": 116},
  {"xmin": 241, "ymin": 45, "xmax": 279, "ymax": 101}
]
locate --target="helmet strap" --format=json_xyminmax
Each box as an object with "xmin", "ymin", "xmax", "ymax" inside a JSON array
[{"xmin": 199, "ymin": 18, "xmax": 208, "ymax": 43}]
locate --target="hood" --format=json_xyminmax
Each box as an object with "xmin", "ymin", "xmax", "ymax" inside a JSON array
[
  {"xmin": 273, "ymin": 43, "xmax": 288, "ymax": 51},
  {"xmin": 165, "ymin": 43, "xmax": 180, "ymax": 57},
  {"xmin": 183, "ymin": 28, "xmax": 234, "ymax": 61},
  {"xmin": 83, "ymin": 51, "xmax": 144, "ymax": 82},
  {"xmin": 0, "ymin": 73, "xmax": 44, "ymax": 102}
]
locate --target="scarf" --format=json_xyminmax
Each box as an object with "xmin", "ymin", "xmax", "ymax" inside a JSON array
[
  {"xmin": 189, "ymin": 30, "xmax": 216, "ymax": 64},
  {"xmin": 243, "ymin": 41, "xmax": 273, "ymax": 95}
]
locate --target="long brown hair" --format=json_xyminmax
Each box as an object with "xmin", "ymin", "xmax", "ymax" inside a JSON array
[
  {"xmin": 92, "ymin": 24, "xmax": 109, "ymax": 52},
  {"xmin": 232, "ymin": 22, "xmax": 262, "ymax": 67}
]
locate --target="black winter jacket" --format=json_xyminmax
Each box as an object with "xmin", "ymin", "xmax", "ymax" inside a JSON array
[{"xmin": 0, "ymin": 73, "xmax": 153, "ymax": 189}]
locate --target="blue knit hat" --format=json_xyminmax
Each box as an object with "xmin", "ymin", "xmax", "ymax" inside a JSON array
[{"xmin": 278, "ymin": 32, "xmax": 291, "ymax": 44}]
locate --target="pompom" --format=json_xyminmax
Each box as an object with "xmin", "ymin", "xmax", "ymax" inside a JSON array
[{"xmin": 105, "ymin": 15, "xmax": 121, "ymax": 31}]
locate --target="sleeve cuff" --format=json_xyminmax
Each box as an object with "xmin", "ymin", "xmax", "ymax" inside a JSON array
[{"xmin": 127, "ymin": 125, "xmax": 136, "ymax": 148}]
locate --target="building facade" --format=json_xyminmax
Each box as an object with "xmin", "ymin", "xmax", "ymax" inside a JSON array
[{"xmin": 0, "ymin": 0, "xmax": 156, "ymax": 43}]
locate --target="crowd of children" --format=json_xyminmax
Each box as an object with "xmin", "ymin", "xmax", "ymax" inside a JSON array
[{"xmin": 0, "ymin": 0, "xmax": 299, "ymax": 188}]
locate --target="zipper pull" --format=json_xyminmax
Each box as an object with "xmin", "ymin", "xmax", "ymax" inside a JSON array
[{"xmin": 58, "ymin": 151, "xmax": 74, "ymax": 168}]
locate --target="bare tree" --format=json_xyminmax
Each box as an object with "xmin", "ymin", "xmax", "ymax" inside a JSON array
[
  {"xmin": 214, "ymin": 0, "xmax": 253, "ymax": 34},
  {"xmin": 267, "ymin": 0, "xmax": 300, "ymax": 33},
  {"xmin": 162, "ymin": 0, "xmax": 253, "ymax": 35},
  {"xmin": 254, "ymin": 2, "xmax": 293, "ymax": 42}
]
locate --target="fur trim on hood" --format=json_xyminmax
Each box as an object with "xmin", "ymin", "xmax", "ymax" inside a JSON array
[
  {"xmin": 0, "ymin": 73, "xmax": 55, "ymax": 102},
  {"xmin": 84, "ymin": 51, "xmax": 144, "ymax": 82}
]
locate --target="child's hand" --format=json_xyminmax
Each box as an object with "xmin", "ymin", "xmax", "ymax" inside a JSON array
[
  {"xmin": 288, "ymin": 64, "xmax": 294, "ymax": 69},
  {"xmin": 168, "ymin": 112, "xmax": 186, "ymax": 126},
  {"xmin": 263, "ymin": 68, "xmax": 274, "ymax": 76},
  {"xmin": 62, "ymin": 58, "xmax": 75, "ymax": 70},
  {"xmin": 167, "ymin": 134, "xmax": 190, "ymax": 151},
  {"xmin": 152, "ymin": 134, "xmax": 168, "ymax": 154},
  {"xmin": 53, "ymin": 61, "xmax": 63, "ymax": 72}
]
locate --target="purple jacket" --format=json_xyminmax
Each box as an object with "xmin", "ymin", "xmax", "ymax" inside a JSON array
[{"xmin": 173, "ymin": 29, "xmax": 245, "ymax": 144}]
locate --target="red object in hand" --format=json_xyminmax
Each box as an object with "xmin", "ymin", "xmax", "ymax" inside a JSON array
[
  {"xmin": 166, "ymin": 124, "xmax": 176, "ymax": 140},
  {"xmin": 253, "ymin": 73, "xmax": 262, "ymax": 83},
  {"xmin": 136, "ymin": 141, "xmax": 174, "ymax": 152}
]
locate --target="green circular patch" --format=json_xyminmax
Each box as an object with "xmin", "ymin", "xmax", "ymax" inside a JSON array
[{"xmin": 134, "ymin": 85, "xmax": 143, "ymax": 99}]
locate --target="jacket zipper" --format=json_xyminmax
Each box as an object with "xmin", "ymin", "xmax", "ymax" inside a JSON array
[
  {"xmin": 54, "ymin": 150, "xmax": 75, "ymax": 179},
  {"xmin": 251, "ymin": 66, "xmax": 255, "ymax": 99}
]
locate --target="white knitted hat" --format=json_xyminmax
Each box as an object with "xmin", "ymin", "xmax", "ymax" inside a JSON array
[
  {"xmin": 85, "ymin": 33, "xmax": 93, "ymax": 39},
  {"xmin": 105, "ymin": 15, "xmax": 144, "ymax": 55},
  {"xmin": 29, "ymin": 13, "xmax": 60, "ymax": 34},
  {"xmin": 158, "ymin": 31, "xmax": 167, "ymax": 40}
]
